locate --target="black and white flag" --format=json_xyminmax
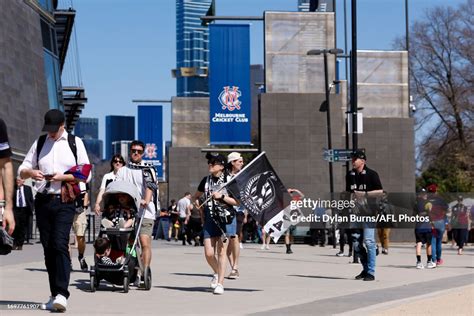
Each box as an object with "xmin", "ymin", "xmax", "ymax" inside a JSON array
[{"xmin": 226, "ymin": 152, "xmax": 303, "ymax": 242}]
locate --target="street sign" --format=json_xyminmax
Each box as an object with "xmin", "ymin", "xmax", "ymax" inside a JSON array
[{"xmin": 322, "ymin": 148, "xmax": 364, "ymax": 162}]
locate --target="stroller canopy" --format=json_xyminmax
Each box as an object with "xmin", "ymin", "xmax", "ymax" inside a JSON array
[{"xmin": 103, "ymin": 180, "xmax": 141, "ymax": 211}]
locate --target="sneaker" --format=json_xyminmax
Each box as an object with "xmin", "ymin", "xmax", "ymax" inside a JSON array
[
  {"xmin": 79, "ymin": 258, "xmax": 88, "ymax": 271},
  {"xmin": 382, "ymin": 248, "xmax": 388, "ymax": 255},
  {"xmin": 436, "ymin": 259, "xmax": 444, "ymax": 265},
  {"xmin": 52, "ymin": 294, "xmax": 67, "ymax": 312},
  {"xmin": 363, "ymin": 273, "xmax": 375, "ymax": 281},
  {"xmin": 336, "ymin": 251, "xmax": 344, "ymax": 257},
  {"xmin": 40, "ymin": 296, "xmax": 55, "ymax": 311},
  {"xmin": 355, "ymin": 271, "xmax": 367, "ymax": 280},
  {"xmin": 286, "ymin": 248, "xmax": 293, "ymax": 254},
  {"xmin": 213, "ymin": 283, "xmax": 224, "ymax": 295},
  {"xmin": 210, "ymin": 274, "xmax": 218, "ymax": 289},
  {"xmin": 239, "ymin": 242, "xmax": 243, "ymax": 249},
  {"xmin": 265, "ymin": 244, "xmax": 270, "ymax": 250},
  {"xmin": 228, "ymin": 269, "xmax": 239, "ymax": 279},
  {"xmin": 426, "ymin": 261, "xmax": 437, "ymax": 269},
  {"xmin": 260, "ymin": 244, "xmax": 266, "ymax": 250},
  {"xmin": 416, "ymin": 261, "xmax": 424, "ymax": 269}
]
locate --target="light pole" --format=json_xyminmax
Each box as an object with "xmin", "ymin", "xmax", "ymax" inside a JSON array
[{"xmin": 307, "ymin": 48, "xmax": 343, "ymax": 197}]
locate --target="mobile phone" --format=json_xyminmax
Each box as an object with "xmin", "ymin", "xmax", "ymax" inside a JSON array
[{"xmin": 44, "ymin": 174, "xmax": 54, "ymax": 180}]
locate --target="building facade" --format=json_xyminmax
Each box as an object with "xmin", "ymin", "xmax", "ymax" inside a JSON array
[
  {"xmin": 105, "ymin": 116, "xmax": 135, "ymax": 160},
  {"xmin": 74, "ymin": 117, "xmax": 102, "ymax": 161},
  {"xmin": 0, "ymin": 0, "xmax": 86, "ymax": 164},
  {"xmin": 174, "ymin": 0, "xmax": 212, "ymax": 97}
]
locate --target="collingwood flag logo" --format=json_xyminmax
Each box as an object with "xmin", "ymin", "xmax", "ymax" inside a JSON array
[{"xmin": 240, "ymin": 171, "xmax": 277, "ymax": 217}]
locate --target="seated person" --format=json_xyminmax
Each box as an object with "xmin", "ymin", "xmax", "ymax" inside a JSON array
[
  {"xmin": 101, "ymin": 193, "xmax": 135, "ymax": 229},
  {"xmin": 93, "ymin": 237, "xmax": 122, "ymax": 265}
]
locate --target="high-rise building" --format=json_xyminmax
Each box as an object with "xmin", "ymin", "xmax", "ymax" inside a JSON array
[
  {"xmin": 75, "ymin": 117, "xmax": 99, "ymax": 139},
  {"xmin": 106, "ymin": 116, "xmax": 135, "ymax": 160},
  {"xmin": 298, "ymin": 0, "xmax": 334, "ymax": 12},
  {"xmin": 174, "ymin": 0, "xmax": 212, "ymax": 97}
]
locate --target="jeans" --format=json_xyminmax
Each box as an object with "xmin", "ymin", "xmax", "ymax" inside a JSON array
[
  {"xmin": 35, "ymin": 194, "xmax": 75, "ymax": 298},
  {"xmin": 352, "ymin": 228, "xmax": 376, "ymax": 275},
  {"xmin": 431, "ymin": 220, "xmax": 445, "ymax": 262}
]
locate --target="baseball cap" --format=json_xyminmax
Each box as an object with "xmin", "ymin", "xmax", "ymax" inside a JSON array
[
  {"xmin": 42, "ymin": 109, "xmax": 65, "ymax": 132},
  {"xmin": 205, "ymin": 152, "xmax": 226, "ymax": 166},
  {"xmin": 351, "ymin": 150, "xmax": 367, "ymax": 160},
  {"xmin": 227, "ymin": 152, "xmax": 242, "ymax": 163}
]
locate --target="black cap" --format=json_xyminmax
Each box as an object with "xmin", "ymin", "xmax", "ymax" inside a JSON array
[
  {"xmin": 42, "ymin": 109, "xmax": 65, "ymax": 132},
  {"xmin": 351, "ymin": 150, "xmax": 367, "ymax": 160},
  {"xmin": 205, "ymin": 152, "xmax": 226, "ymax": 166}
]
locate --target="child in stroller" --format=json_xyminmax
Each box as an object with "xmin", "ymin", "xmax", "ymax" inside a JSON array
[{"xmin": 90, "ymin": 181, "xmax": 143, "ymax": 293}]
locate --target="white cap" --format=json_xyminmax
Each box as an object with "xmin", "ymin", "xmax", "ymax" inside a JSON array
[{"xmin": 227, "ymin": 152, "xmax": 242, "ymax": 163}]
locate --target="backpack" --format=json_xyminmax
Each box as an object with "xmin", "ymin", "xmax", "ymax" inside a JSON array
[{"xmin": 36, "ymin": 133, "xmax": 77, "ymax": 164}]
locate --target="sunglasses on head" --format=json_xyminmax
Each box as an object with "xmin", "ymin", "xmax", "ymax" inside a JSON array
[{"xmin": 131, "ymin": 149, "xmax": 143, "ymax": 154}]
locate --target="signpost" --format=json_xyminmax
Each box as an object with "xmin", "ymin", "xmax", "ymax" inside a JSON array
[{"xmin": 323, "ymin": 148, "xmax": 362, "ymax": 162}]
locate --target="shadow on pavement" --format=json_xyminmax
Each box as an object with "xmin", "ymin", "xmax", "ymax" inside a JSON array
[
  {"xmin": 288, "ymin": 274, "xmax": 351, "ymax": 280},
  {"xmin": 24, "ymin": 268, "xmax": 47, "ymax": 273},
  {"xmin": 156, "ymin": 286, "xmax": 262, "ymax": 293},
  {"xmin": 171, "ymin": 272, "xmax": 212, "ymax": 278},
  {"xmin": 385, "ymin": 264, "xmax": 419, "ymax": 269}
]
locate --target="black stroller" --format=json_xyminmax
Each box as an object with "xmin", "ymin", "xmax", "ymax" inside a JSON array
[{"xmin": 90, "ymin": 180, "xmax": 152, "ymax": 293}]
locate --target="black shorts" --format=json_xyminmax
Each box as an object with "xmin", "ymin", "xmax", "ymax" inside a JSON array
[
  {"xmin": 236, "ymin": 212, "xmax": 245, "ymax": 235},
  {"xmin": 415, "ymin": 230, "xmax": 432, "ymax": 244}
]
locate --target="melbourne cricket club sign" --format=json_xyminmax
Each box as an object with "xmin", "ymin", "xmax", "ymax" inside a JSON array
[{"xmin": 209, "ymin": 24, "xmax": 251, "ymax": 145}]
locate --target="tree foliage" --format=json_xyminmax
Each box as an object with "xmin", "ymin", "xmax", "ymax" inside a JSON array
[{"xmin": 396, "ymin": 1, "xmax": 473, "ymax": 192}]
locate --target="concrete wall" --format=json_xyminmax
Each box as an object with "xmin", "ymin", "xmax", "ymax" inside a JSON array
[
  {"xmin": 171, "ymin": 97, "xmax": 209, "ymax": 147},
  {"xmin": 0, "ymin": 1, "xmax": 49, "ymax": 158},
  {"xmin": 261, "ymin": 93, "xmax": 346, "ymax": 199}
]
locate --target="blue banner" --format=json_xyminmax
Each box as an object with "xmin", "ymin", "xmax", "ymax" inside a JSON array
[
  {"xmin": 209, "ymin": 24, "xmax": 251, "ymax": 145},
  {"xmin": 138, "ymin": 106, "xmax": 163, "ymax": 179}
]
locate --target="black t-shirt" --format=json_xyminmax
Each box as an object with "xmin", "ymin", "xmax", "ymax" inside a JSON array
[
  {"xmin": 0, "ymin": 119, "xmax": 12, "ymax": 159},
  {"xmin": 345, "ymin": 165, "xmax": 383, "ymax": 192}
]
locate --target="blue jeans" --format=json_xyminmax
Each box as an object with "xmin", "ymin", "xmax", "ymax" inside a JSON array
[
  {"xmin": 352, "ymin": 228, "xmax": 376, "ymax": 275},
  {"xmin": 35, "ymin": 194, "xmax": 75, "ymax": 299},
  {"xmin": 431, "ymin": 220, "xmax": 445, "ymax": 261}
]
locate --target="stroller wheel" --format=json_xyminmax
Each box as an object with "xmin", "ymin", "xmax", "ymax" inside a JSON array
[
  {"xmin": 90, "ymin": 275, "xmax": 97, "ymax": 292},
  {"xmin": 123, "ymin": 276, "xmax": 129, "ymax": 293},
  {"xmin": 144, "ymin": 266, "xmax": 152, "ymax": 291}
]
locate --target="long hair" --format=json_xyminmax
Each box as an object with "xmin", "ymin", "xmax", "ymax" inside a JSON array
[{"xmin": 110, "ymin": 154, "xmax": 125, "ymax": 172}]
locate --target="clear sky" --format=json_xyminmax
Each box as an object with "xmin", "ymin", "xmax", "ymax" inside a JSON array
[{"xmin": 69, "ymin": 0, "xmax": 465, "ymax": 156}]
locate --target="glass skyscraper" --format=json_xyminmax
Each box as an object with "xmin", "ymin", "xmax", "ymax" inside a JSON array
[
  {"xmin": 75, "ymin": 117, "xmax": 99, "ymax": 139},
  {"xmin": 175, "ymin": 0, "xmax": 212, "ymax": 97},
  {"xmin": 105, "ymin": 116, "xmax": 135, "ymax": 160}
]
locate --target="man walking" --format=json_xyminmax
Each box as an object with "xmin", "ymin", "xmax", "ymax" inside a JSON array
[
  {"xmin": 12, "ymin": 177, "xmax": 34, "ymax": 250},
  {"xmin": 346, "ymin": 150, "xmax": 383, "ymax": 281},
  {"xmin": 19, "ymin": 109, "xmax": 90, "ymax": 311},
  {"xmin": 177, "ymin": 192, "xmax": 193, "ymax": 245},
  {"xmin": 0, "ymin": 118, "xmax": 15, "ymax": 236},
  {"xmin": 116, "ymin": 140, "xmax": 158, "ymax": 281}
]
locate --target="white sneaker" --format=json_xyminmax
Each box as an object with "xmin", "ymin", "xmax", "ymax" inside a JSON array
[
  {"xmin": 40, "ymin": 296, "xmax": 55, "ymax": 311},
  {"xmin": 260, "ymin": 244, "xmax": 266, "ymax": 250},
  {"xmin": 52, "ymin": 294, "xmax": 67, "ymax": 312},
  {"xmin": 213, "ymin": 283, "xmax": 224, "ymax": 295},
  {"xmin": 210, "ymin": 274, "xmax": 218, "ymax": 289},
  {"xmin": 426, "ymin": 261, "xmax": 436, "ymax": 269},
  {"xmin": 416, "ymin": 261, "xmax": 424, "ymax": 269},
  {"xmin": 239, "ymin": 242, "xmax": 243, "ymax": 249},
  {"xmin": 265, "ymin": 244, "xmax": 270, "ymax": 250}
]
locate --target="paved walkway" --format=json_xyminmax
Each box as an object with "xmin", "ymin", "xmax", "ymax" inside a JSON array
[{"xmin": 1, "ymin": 240, "xmax": 473, "ymax": 315}]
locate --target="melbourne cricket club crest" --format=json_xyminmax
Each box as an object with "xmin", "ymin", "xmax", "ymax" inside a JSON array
[
  {"xmin": 240, "ymin": 171, "xmax": 277, "ymax": 218},
  {"xmin": 144, "ymin": 143, "xmax": 157, "ymax": 159},
  {"xmin": 219, "ymin": 86, "xmax": 241, "ymax": 111}
]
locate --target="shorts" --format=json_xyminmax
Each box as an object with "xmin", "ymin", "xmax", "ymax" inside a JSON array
[
  {"xmin": 226, "ymin": 216, "xmax": 237, "ymax": 237},
  {"xmin": 415, "ymin": 229, "xmax": 432, "ymax": 244},
  {"xmin": 72, "ymin": 211, "xmax": 88, "ymax": 237},
  {"xmin": 203, "ymin": 216, "xmax": 228, "ymax": 239},
  {"xmin": 139, "ymin": 218, "xmax": 155, "ymax": 237},
  {"xmin": 236, "ymin": 212, "xmax": 245, "ymax": 235},
  {"xmin": 286, "ymin": 225, "xmax": 296, "ymax": 235}
]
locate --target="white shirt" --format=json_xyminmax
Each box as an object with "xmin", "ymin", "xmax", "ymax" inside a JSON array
[
  {"xmin": 177, "ymin": 197, "xmax": 191, "ymax": 218},
  {"xmin": 116, "ymin": 165, "xmax": 156, "ymax": 220},
  {"xmin": 18, "ymin": 130, "xmax": 90, "ymax": 194},
  {"xmin": 100, "ymin": 171, "xmax": 116, "ymax": 190}
]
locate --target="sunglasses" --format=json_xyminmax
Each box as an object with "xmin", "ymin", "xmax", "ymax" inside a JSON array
[
  {"xmin": 131, "ymin": 149, "xmax": 143, "ymax": 154},
  {"xmin": 113, "ymin": 160, "xmax": 124, "ymax": 164}
]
